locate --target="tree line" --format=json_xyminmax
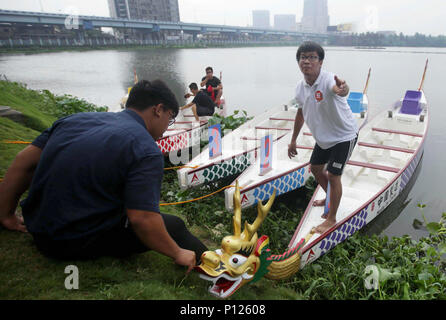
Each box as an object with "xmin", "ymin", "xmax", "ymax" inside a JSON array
[{"xmin": 329, "ymin": 32, "xmax": 446, "ymax": 47}]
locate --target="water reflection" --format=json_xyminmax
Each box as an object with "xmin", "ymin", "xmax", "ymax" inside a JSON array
[{"xmin": 128, "ymin": 49, "xmax": 188, "ymax": 105}]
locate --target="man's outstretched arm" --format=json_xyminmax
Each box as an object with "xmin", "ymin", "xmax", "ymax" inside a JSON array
[
  {"xmin": 332, "ymin": 75, "xmax": 350, "ymax": 97},
  {"xmin": 0, "ymin": 145, "xmax": 42, "ymax": 232},
  {"xmin": 127, "ymin": 209, "xmax": 196, "ymax": 274}
]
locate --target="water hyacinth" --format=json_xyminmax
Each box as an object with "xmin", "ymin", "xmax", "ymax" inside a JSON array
[{"xmin": 363, "ymin": 265, "xmax": 402, "ymax": 290}]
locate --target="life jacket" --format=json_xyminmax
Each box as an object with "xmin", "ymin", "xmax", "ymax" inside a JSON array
[{"xmin": 207, "ymin": 85, "xmax": 216, "ymax": 101}]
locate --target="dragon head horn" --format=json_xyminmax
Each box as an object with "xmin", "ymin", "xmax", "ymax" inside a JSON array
[
  {"xmin": 243, "ymin": 189, "xmax": 277, "ymax": 241},
  {"xmin": 233, "ymin": 180, "xmax": 242, "ymax": 237}
]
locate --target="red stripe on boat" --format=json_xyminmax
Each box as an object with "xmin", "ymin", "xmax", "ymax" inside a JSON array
[
  {"xmin": 358, "ymin": 142, "xmax": 415, "ymax": 154},
  {"xmin": 372, "ymin": 127, "xmax": 423, "ymax": 138}
]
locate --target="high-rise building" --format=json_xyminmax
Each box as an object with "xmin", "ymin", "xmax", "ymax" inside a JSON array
[
  {"xmin": 252, "ymin": 10, "xmax": 270, "ymax": 29},
  {"xmin": 108, "ymin": 0, "xmax": 180, "ymax": 22},
  {"xmin": 301, "ymin": 0, "xmax": 329, "ymax": 33},
  {"xmin": 274, "ymin": 14, "xmax": 296, "ymax": 31}
]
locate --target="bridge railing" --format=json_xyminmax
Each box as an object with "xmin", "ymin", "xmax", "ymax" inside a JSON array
[{"xmin": 0, "ymin": 37, "xmax": 312, "ymax": 49}]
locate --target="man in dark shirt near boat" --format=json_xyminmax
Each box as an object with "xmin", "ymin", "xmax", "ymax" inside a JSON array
[
  {"xmin": 181, "ymin": 82, "xmax": 216, "ymax": 121},
  {"xmin": 200, "ymin": 66, "xmax": 223, "ymax": 106},
  {"xmin": 288, "ymin": 41, "xmax": 358, "ymax": 235},
  {"xmin": 0, "ymin": 79, "xmax": 207, "ymax": 273}
]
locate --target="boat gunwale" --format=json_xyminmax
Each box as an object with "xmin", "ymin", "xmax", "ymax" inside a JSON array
[
  {"xmin": 231, "ymin": 160, "xmax": 311, "ymax": 196},
  {"xmin": 157, "ymin": 121, "xmax": 207, "ymax": 142}
]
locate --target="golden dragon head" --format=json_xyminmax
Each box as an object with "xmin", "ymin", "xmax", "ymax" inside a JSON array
[{"xmin": 195, "ymin": 182, "xmax": 312, "ymax": 299}]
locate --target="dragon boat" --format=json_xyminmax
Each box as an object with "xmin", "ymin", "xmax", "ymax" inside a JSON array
[
  {"xmin": 195, "ymin": 62, "xmax": 428, "ymax": 299},
  {"xmin": 224, "ymin": 69, "xmax": 371, "ymax": 211},
  {"xmin": 177, "ymin": 101, "xmax": 302, "ymax": 189},
  {"xmin": 289, "ymin": 61, "xmax": 428, "ymax": 268},
  {"xmin": 119, "ymin": 70, "xmax": 226, "ymax": 154}
]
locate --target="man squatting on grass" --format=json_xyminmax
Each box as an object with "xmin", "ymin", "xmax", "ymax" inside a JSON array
[
  {"xmin": 288, "ymin": 41, "xmax": 358, "ymax": 234},
  {"xmin": 0, "ymin": 80, "xmax": 208, "ymax": 273}
]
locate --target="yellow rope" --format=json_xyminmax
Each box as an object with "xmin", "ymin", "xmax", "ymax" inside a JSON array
[
  {"xmin": 164, "ymin": 165, "xmax": 199, "ymax": 171},
  {"xmin": 2, "ymin": 140, "xmax": 31, "ymax": 144},
  {"xmin": 160, "ymin": 184, "xmax": 238, "ymax": 206}
]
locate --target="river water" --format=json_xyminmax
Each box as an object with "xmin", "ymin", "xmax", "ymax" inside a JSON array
[{"xmin": 1, "ymin": 46, "xmax": 445, "ymax": 240}]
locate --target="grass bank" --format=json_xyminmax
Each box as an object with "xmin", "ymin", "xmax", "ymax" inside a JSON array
[{"xmin": 0, "ymin": 80, "xmax": 445, "ymax": 300}]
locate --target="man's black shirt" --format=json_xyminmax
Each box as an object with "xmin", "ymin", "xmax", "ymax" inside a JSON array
[{"xmin": 193, "ymin": 90, "xmax": 216, "ymax": 111}]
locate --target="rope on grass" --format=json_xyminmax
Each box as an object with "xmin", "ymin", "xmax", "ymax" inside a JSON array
[
  {"xmin": 2, "ymin": 141, "xmax": 196, "ymax": 171},
  {"xmin": 2, "ymin": 140, "xmax": 31, "ymax": 144},
  {"xmin": 1, "ymin": 141, "xmax": 228, "ymax": 204},
  {"xmin": 160, "ymin": 184, "xmax": 239, "ymax": 206}
]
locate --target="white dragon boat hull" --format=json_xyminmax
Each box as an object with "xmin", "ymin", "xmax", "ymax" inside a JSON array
[{"xmin": 289, "ymin": 90, "xmax": 428, "ymax": 269}]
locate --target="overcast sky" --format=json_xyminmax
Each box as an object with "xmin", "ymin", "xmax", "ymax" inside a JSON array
[{"xmin": 0, "ymin": 0, "xmax": 445, "ymax": 35}]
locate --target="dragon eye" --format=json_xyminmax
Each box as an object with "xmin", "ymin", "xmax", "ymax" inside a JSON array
[{"xmin": 229, "ymin": 254, "xmax": 247, "ymax": 268}]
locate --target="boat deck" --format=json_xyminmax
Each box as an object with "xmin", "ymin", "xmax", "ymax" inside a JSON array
[{"xmin": 289, "ymin": 103, "xmax": 428, "ymax": 255}]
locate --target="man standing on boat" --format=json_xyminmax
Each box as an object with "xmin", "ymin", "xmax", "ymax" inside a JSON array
[
  {"xmin": 200, "ymin": 66, "xmax": 223, "ymax": 106},
  {"xmin": 0, "ymin": 80, "xmax": 207, "ymax": 273},
  {"xmin": 288, "ymin": 41, "xmax": 358, "ymax": 234},
  {"xmin": 181, "ymin": 82, "xmax": 216, "ymax": 121}
]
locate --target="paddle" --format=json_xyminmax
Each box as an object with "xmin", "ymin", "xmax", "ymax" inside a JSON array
[
  {"xmin": 363, "ymin": 67, "xmax": 372, "ymax": 95},
  {"xmin": 418, "ymin": 59, "xmax": 429, "ymax": 91},
  {"xmin": 323, "ymin": 182, "xmax": 331, "ymax": 218},
  {"xmin": 133, "ymin": 69, "xmax": 139, "ymax": 84}
]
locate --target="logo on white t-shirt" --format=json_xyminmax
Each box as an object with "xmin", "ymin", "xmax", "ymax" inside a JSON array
[{"xmin": 315, "ymin": 90, "xmax": 324, "ymax": 102}]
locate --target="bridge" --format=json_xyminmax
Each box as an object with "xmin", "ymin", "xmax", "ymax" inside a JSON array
[{"xmin": 0, "ymin": 9, "xmax": 328, "ymax": 44}]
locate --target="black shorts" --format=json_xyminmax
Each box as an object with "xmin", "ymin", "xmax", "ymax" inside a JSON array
[
  {"xmin": 196, "ymin": 104, "xmax": 215, "ymax": 116},
  {"xmin": 310, "ymin": 135, "xmax": 358, "ymax": 176}
]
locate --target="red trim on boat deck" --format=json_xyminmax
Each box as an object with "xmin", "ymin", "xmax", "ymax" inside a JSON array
[
  {"xmin": 372, "ymin": 127, "xmax": 423, "ymax": 138},
  {"xmin": 269, "ymin": 117, "xmax": 296, "ymax": 121},
  {"xmin": 255, "ymin": 126, "xmax": 291, "ymax": 131},
  {"xmin": 303, "ymin": 132, "xmax": 313, "ymax": 136},
  {"xmin": 346, "ymin": 160, "xmax": 400, "ymax": 173},
  {"xmin": 358, "ymin": 142, "xmax": 415, "ymax": 154}
]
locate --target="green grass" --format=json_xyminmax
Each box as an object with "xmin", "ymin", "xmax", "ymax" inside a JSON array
[
  {"xmin": 0, "ymin": 81, "xmax": 57, "ymax": 132},
  {"xmin": 0, "ymin": 117, "xmax": 41, "ymax": 178},
  {"xmin": 0, "ymin": 228, "xmax": 304, "ymax": 300}
]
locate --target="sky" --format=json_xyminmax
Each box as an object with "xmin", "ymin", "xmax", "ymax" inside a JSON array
[{"xmin": 0, "ymin": 0, "xmax": 445, "ymax": 36}]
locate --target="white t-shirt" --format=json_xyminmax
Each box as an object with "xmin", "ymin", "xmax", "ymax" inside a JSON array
[{"xmin": 295, "ymin": 70, "xmax": 358, "ymax": 149}]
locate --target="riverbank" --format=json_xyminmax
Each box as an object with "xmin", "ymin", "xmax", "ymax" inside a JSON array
[{"xmin": 0, "ymin": 80, "xmax": 445, "ymax": 300}]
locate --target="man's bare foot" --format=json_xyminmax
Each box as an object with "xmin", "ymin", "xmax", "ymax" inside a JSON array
[
  {"xmin": 314, "ymin": 218, "xmax": 336, "ymax": 234},
  {"xmin": 313, "ymin": 199, "xmax": 325, "ymax": 207}
]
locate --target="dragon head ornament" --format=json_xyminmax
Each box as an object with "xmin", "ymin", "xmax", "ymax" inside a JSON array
[{"xmin": 195, "ymin": 181, "xmax": 313, "ymax": 298}]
